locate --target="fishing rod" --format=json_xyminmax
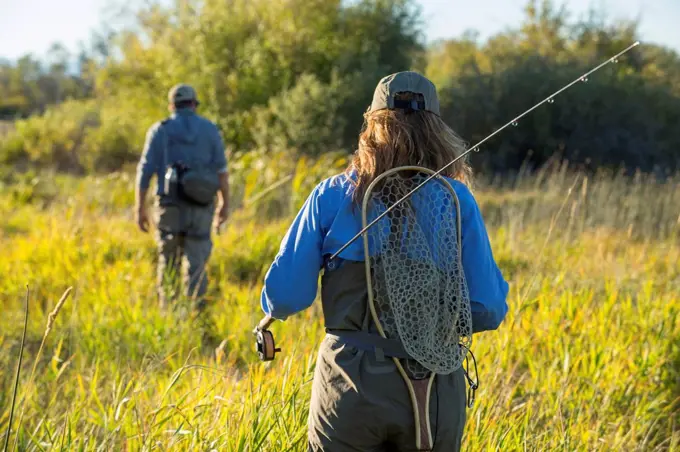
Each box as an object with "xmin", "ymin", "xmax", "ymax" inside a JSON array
[{"xmin": 329, "ymin": 41, "xmax": 641, "ymax": 262}]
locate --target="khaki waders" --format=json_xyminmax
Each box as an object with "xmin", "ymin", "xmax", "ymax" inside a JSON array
[
  {"xmin": 154, "ymin": 196, "xmax": 215, "ymax": 311},
  {"xmin": 307, "ymin": 260, "xmax": 467, "ymax": 452}
]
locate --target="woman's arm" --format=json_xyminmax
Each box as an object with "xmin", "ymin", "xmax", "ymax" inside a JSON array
[
  {"xmin": 260, "ymin": 184, "xmax": 326, "ymax": 320},
  {"xmin": 456, "ymin": 184, "xmax": 509, "ymax": 333}
]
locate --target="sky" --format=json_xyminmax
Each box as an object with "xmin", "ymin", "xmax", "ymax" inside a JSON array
[{"xmin": 0, "ymin": 0, "xmax": 679, "ymax": 61}]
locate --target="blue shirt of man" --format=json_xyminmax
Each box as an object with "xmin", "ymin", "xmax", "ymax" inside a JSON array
[{"xmin": 136, "ymin": 108, "xmax": 228, "ymax": 196}]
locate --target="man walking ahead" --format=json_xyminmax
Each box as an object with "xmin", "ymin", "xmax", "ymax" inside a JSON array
[{"xmin": 135, "ymin": 84, "xmax": 229, "ymax": 311}]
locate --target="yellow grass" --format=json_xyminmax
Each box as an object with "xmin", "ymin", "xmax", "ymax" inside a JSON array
[{"xmin": 1, "ymin": 155, "xmax": 679, "ymax": 451}]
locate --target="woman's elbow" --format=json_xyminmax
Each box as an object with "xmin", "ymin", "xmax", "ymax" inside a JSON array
[
  {"xmin": 490, "ymin": 300, "xmax": 508, "ymax": 330},
  {"xmin": 262, "ymin": 283, "xmax": 317, "ymax": 320},
  {"xmin": 471, "ymin": 309, "xmax": 504, "ymax": 333},
  {"xmin": 487, "ymin": 277, "xmax": 509, "ymax": 329},
  {"xmin": 470, "ymin": 295, "xmax": 508, "ymax": 333}
]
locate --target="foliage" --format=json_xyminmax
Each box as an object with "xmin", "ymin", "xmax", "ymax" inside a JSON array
[
  {"xmin": 95, "ymin": 0, "xmax": 422, "ymax": 151},
  {"xmin": 0, "ymin": 42, "xmax": 99, "ymax": 119},
  {"xmin": 251, "ymin": 73, "xmax": 348, "ymax": 157},
  {"xmin": 428, "ymin": 0, "xmax": 680, "ymax": 174},
  {"xmin": 0, "ymin": 156, "xmax": 679, "ymax": 450},
  {"xmin": 3, "ymin": 0, "xmax": 680, "ymax": 175},
  {"xmin": 0, "ymin": 100, "xmax": 140, "ymax": 173},
  {"xmin": 3, "ymin": 100, "xmax": 96, "ymax": 172},
  {"xmin": 1, "ymin": 0, "xmax": 423, "ymax": 171}
]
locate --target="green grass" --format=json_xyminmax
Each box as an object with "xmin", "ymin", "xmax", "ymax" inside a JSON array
[{"xmin": 0, "ymin": 155, "xmax": 679, "ymax": 451}]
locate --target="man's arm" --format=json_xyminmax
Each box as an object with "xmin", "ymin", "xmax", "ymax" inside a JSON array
[
  {"xmin": 217, "ymin": 171, "xmax": 229, "ymax": 226},
  {"xmin": 212, "ymin": 125, "xmax": 230, "ymax": 229},
  {"xmin": 135, "ymin": 186, "xmax": 150, "ymax": 232},
  {"xmin": 218, "ymin": 172, "xmax": 229, "ymax": 206},
  {"xmin": 135, "ymin": 123, "xmax": 161, "ymax": 232}
]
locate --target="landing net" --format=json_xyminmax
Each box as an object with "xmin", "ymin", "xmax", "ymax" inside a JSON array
[{"xmin": 362, "ymin": 168, "xmax": 472, "ymax": 378}]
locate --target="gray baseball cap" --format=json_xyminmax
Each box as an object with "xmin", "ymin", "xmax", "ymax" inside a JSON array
[
  {"xmin": 369, "ymin": 71, "xmax": 440, "ymax": 115},
  {"xmin": 168, "ymin": 83, "xmax": 199, "ymax": 105}
]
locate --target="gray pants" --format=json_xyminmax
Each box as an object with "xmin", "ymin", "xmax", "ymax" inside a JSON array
[
  {"xmin": 154, "ymin": 198, "xmax": 214, "ymax": 310},
  {"xmin": 308, "ymin": 334, "xmax": 467, "ymax": 452}
]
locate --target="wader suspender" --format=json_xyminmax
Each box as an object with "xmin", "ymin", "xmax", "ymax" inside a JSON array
[
  {"xmin": 361, "ymin": 166, "xmax": 471, "ymax": 451},
  {"xmin": 161, "ymin": 121, "xmax": 170, "ymax": 197}
]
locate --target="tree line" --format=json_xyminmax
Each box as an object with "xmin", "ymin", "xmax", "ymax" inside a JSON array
[{"xmin": 1, "ymin": 0, "xmax": 679, "ymax": 175}]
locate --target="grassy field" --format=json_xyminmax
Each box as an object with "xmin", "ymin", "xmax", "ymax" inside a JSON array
[
  {"xmin": 0, "ymin": 121, "xmax": 13, "ymax": 137},
  {"xmin": 0, "ymin": 153, "xmax": 679, "ymax": 451}
]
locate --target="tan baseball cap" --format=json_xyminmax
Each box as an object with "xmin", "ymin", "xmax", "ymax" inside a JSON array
[
  {"xmin": 168, "ymin": 83, "xmax": 199, "ymax": 105},
  {"xmin": 368, "ymin": 71, "xmax": 440, "ymax": 115}
]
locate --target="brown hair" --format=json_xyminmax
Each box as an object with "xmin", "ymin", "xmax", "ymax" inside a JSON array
[{"xmin": 345, "ymin": 92, "xmax": 473, "ymax": 203}]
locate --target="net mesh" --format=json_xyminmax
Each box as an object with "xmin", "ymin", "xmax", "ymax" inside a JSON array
[{"xmin": 364, "ymin": 171, "xmax": 472, "ymax": 379}]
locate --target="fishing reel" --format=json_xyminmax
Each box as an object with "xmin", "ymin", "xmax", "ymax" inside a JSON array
[{"xmin": 253, "ymin": 315, "xmax": 281, "ymax": 361}]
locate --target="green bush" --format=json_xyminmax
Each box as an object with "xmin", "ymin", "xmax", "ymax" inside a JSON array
[
  {"xmin": 0, "ymin": 100, "xmax": 98, "ymax": 172},
  {"xmin": 428, "ymin": 1, "xmax": 680, "ymax": 174},
  {"xmin": 252, "ymin": 73, "xmax": 348, "ymax": 156}
]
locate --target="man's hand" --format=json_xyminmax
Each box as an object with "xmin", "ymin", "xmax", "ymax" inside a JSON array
[
  {"xmin": 216, "ymin": 172, "xmax": 229, "ymax": 233},
  {"xmin": 135, "ymin": 186, "xmax": 150, "ymax": 233},
  {"xmin": 136, "ymin": 205, "xmax": 150, "ymax": 232},
  {"xmin": 215, "ymin": 203, "xmax": 229, "ymax": 234},
  {"xmin": 218, "ymin": 204, "xmax": 229, "ymax": 227}
]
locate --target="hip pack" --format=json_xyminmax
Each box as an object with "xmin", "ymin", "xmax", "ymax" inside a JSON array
[{"xmin": 165, "ymin": 162, "xmax": 219, "ymax": 206}]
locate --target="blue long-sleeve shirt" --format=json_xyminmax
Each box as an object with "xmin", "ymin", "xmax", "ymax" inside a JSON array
[
  {"xmin": 136, "ymin": 109, "xmax": 228, "ymax": 195},
  {"xmin": 260, "ymin": 173, "xmax": 509, "ymax": 333}
]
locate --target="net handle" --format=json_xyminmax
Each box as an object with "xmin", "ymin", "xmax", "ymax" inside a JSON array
[{"xmin": 359, "ymin": 166, "xmax": 464, "ymax": 449}]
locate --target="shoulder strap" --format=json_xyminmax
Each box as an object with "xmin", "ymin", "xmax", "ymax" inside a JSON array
[{"xmin": 159, "ymin": 118, "xmax": 170, "ymax": 170}]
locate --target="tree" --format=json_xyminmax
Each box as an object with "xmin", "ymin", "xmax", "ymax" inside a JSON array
[{"xmin": 430, "ymin": 0, "xmax": 680, "ymax": 174}]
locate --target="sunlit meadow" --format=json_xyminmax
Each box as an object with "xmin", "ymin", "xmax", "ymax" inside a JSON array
[{"xmin": 1, "ymin": 152, "xmax": 679, "ymax": 451}]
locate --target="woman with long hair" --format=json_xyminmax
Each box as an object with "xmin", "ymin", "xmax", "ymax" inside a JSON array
[{"xmin": 257, "ymin": 72, "xmax": 509, "ymax": 451}]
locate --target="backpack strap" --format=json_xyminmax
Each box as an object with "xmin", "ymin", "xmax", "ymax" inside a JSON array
[
  {"xmin": 159, "ymin": 119, "xmax": 171, "ymax": 193},
  {"xmin": 160, "ymin": 119, "xmax": 170, "ymax": 167}
]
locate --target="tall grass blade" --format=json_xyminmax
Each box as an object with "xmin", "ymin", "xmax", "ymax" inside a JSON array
[
  {"xmin": 3, "ymin": 286, "xmax": 29, "ymax": 452},
  {"xmin": 12, "ymin": 287, "xmax": 72, "ymax": 451}
]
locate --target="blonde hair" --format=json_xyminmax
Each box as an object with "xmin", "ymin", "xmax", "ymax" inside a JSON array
[{"xmin": 346, "ymin": 93, "xmax": 473, "ymax": 203}]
